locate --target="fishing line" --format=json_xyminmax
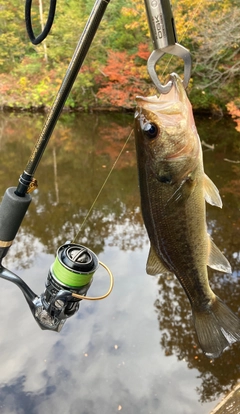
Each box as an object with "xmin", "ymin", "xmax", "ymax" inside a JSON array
[
  {"xmin": 69, "ymin": 122, "xmax": 133, "ymax": 303},
  {"xmin": 72, "ymin": 128, "xmax": 133, "ymax": 243}
]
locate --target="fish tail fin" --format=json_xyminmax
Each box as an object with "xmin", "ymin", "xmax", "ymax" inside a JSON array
[{"xmin": 192, "ymin": 296, "xmax": 240, "ymax": 358}]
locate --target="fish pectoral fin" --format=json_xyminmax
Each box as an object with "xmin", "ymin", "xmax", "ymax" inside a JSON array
[
  {"xmin": 166, "ymin": 175, "xmax": 196, "ymax": 207},
  {"xmin": 207, "ymin": 235, "xmax": 232, "ymax": 273},
  {"xmin": 146, "ymin": 245, "xmax": 171, "ymax": 276},
  {"xmin": 204, "ymin": 174, "xmax": 222, "ymax": 208}
]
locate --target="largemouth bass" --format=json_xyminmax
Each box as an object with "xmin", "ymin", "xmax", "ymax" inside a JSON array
[{"xmin": 134, "ymin": 73, "xmax": 240, "ymax": 358}]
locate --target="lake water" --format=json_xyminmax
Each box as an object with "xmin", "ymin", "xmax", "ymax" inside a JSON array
[{"xmin": 0, "ymin": 111, "xmax": 239, "ymax": 414}]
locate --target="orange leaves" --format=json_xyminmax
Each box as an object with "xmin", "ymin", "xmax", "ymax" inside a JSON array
[
  {"xmin": 96, "ymin": 45, "xmax": 151, "ymax": 108},
  {"xmin": 136, "ymin": 43, "xmax": 150, "ymax": 61},
  {"xmin": 227, "ymin": 101, "xmax": 240, "ymax": 133},
  {"xmin": 96, "ymin": 50, "xmax": 135, "ymax": 107},
  {"xmin": 97, "ymin": 85, "xmax": 129, "ymax": 107},
  {"xmin": 100, "ymin": 50, "xmax": 129, "ymax": 84},
  {"xmin": 0, "ymin": 74, "xmax": 12, "ymax": 94},
  {"xmin": 227, "ymin": 101, "xmax": 240, "ymax": 119}
]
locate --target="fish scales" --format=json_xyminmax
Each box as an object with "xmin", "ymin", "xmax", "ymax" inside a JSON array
[
  {"xmin": 138, "ymin": 147, "xmax": 209, "ymax": 305},
  {"xmin": 134, "ymin": 73, "xmax": 240, "ymax": 358}
]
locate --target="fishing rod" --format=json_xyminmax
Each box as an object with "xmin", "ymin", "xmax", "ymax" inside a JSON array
[
  {"xmin": 0, "ymin": 0, "xmax": 191, "ymax": 331},
  {"xmin": 0, "ymin": 0, "xmax": 113, "ymax": 332}
]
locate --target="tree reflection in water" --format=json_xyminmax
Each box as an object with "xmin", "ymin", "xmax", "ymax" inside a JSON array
[
  {"xmin": 0, "ymin": 111, "xmax": 144, "ymax": 268},
  {"xmin": 1, "ymin": 112, "xmax": 240, "ymax": 406},
  {"xmin": 154, "ymin": 269, "xmax": 240, "ymax": 403}
]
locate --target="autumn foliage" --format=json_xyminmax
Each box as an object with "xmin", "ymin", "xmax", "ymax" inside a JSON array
[
  {"xmin": 226, "ymin": 101, "xmax": 240, "ymax": 133},
  {"xmin": 0, "ymin": 0, "xmax": 239, "ymax": 112},
  {"xmin": 96, "ymin": 44, "xmax": 151, "ymax": 108}
]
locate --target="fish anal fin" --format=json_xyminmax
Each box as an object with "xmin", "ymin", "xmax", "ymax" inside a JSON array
[
  {"xmin": 193, "ymin": 295, "xmax": 240, "ymax": 358},
  {"xmin": 204, "ymin": 174, "xmax": 222, "ymax": 208},
  {"xmin": 207, "ymin": 235, "xmax": 232, "ymax": 274},
  {"xmin": 146, "ymin": 245, "xmax": 171, "ymax": 276}
]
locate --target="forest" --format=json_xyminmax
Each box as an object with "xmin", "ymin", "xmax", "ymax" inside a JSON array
[{"xmin": 0, "ymin": 0, "xmax": 239, "ymax": 119}]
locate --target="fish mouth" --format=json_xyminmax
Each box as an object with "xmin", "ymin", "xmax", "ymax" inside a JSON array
[
  {"xmin": 136, "ymin": 73, "xmax": 187, "ymax": 115},
  {"xmin": 135, "ymin": 73, "xmax": 194, "ymax": 130},
  {"xmin": 135, "ymin": 72, "xmax": 198, "ymax": 161}
]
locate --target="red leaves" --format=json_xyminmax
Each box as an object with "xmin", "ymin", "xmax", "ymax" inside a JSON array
[
  {"xmin": 227, "ymin": 101, "xmax": 240, "ymax": 132},
  {"xmin": 136, "ymin": 43, "xmax": 149, "ymax": 61},
  {"xmin": 100, "ymin": 50, "xmax": 129, "ymax": 83},
  {"xmin": 96, "ymin": 44, "xmax": 150, "ymax": 108}
]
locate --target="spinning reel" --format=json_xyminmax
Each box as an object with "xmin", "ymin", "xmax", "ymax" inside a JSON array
[{"xmin": 0, "ymin": 187, "xmax": 112, "ymax": 331}]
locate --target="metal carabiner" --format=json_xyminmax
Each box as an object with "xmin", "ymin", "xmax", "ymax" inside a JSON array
[{"xmin": 144, "ymin": 0, "xmax": 192, "ymax": 94}]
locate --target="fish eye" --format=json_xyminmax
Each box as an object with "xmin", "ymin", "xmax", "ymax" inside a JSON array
[{"xmin": 143, "ymin": 122, "xmax": 158, "ymax": 139}]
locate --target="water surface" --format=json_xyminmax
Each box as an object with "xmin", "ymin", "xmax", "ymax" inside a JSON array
[{"xmin": 0, "ymin": 111, "xmax": 239, "ymax": 414}]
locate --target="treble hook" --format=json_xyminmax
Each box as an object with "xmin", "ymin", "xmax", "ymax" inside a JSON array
[{"xmin": 144, "ymin": 0, "xmax": 192, "ymax": 94}]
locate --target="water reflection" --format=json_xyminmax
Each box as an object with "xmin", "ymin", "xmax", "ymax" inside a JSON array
[
  {"xmin": 0, "ymin": 112, "xmax": 240, "ymax": 412},
  {"xmin": 1, "ymin": 375, "xmax": 56, "ymax": 413},
  {"xmin": 155, "ymin": 270, "xmax": 240, "ymax": 403},
  {"xmin": 0, "ymin": 111, "xmax": 144, "ymax": 267}
]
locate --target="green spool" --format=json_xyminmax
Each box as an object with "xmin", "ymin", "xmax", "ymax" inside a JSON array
[
  {"xmin": 52, "ymin": 243, "xmax": 99, "ymax": 288},
  {"xmin": 52, "ymin": 257, "xmax": 93, "ymax": 288}
]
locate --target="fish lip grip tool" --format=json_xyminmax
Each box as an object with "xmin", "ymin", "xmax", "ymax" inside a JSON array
[{"xmin": 144, "ymin": 0, "xmax": 192, "ymax": 93}]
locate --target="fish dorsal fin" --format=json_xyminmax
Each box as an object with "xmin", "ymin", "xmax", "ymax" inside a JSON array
[
  {"xmin": 207, "ymin": 235, "xmax": 232, "ymax": 273},
  {"xmin": 204, "ymin": 174, "xmax": 222, "ymax": 208},
  {"xmin": 146, "ymin": 245, "xmax": 171, "ymax": 276}
]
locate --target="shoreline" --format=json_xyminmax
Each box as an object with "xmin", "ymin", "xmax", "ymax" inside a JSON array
[{"xmin": 0, "ymin": 104, "xmax": 231, "ymax": 118}]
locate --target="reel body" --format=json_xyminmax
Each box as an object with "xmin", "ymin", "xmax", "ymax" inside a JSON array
[
  {"xmin": 0, "ymin": 242, "xmax": 108, "ymax": 332},
  {"xmin": 35, "ymin": 243, "xmax": 98, "ymax": 332}
]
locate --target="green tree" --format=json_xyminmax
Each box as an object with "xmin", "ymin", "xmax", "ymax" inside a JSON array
[
  {"xmin": 0, "ymin": 0, "xmax": 239, "ymax": 111},
  {"xmin": 0, "ymin": 0, "xmax": 27, "ymax": 70}
]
